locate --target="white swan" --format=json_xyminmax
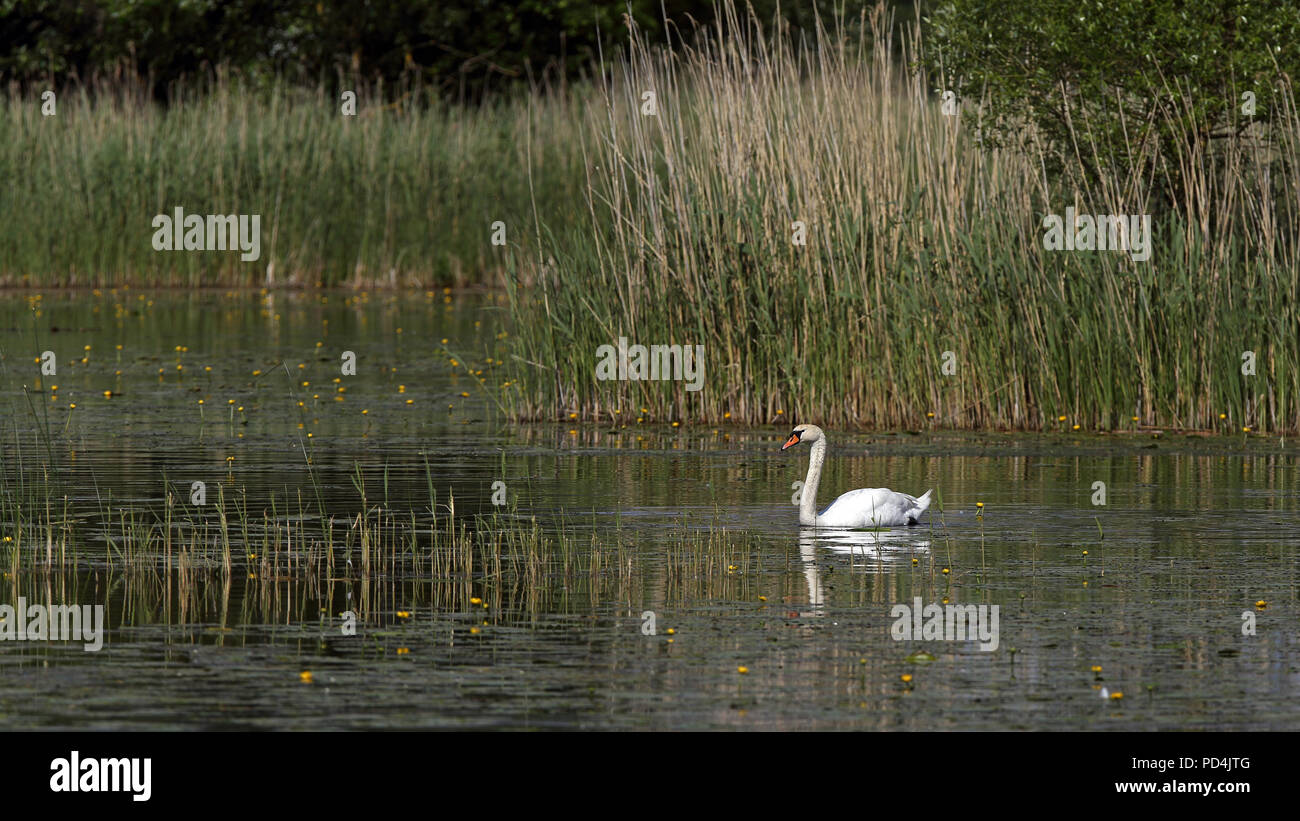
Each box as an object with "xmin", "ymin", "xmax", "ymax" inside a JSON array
[{"xmin": 782, "ymin": 424, "xmax": 933, "ymax": 528}]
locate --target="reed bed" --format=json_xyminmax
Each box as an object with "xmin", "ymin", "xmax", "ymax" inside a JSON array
[
  {"xmin": 0, "ymin": 456, "xmax": 766, "ymax": 625},
  {"xmin": 0, "ymin": 77, "xmax": 584, "ymax": 288},
  {"xmin": 506, "ymin": 2, "xmax": 1300, "ymax": 434},
  {"xmin": 5, "ymin": 1, "xmax": 1299, "ymax": 433}
]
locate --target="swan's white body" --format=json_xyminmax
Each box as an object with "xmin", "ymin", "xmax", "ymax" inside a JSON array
[{"xmin": 784, "ymin": 424, "xmax": 932, "ymax": 528}]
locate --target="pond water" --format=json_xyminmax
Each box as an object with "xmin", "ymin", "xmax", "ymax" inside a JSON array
[{"xmin": 1, "ymin": 290, "xmax": 1297, "ymax": 730}]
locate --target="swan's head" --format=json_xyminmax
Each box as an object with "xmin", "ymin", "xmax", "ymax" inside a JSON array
[{"xmin": 781, "ymin": 423, "xmax": 823, "ymax": 450}]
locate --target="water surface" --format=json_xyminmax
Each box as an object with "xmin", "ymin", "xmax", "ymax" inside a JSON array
[{"xmin": 1, "ymin": 291, "xmax": 1297, "ymax": 730}]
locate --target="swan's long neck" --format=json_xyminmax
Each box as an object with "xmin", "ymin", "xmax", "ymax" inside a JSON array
[{"xmin": 800, "ymin": 437, "xmax": 827, "ymax": 526}]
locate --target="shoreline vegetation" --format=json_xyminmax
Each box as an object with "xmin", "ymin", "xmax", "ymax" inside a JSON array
[{"xmin": 5, "ymin": 1, "xmax": 1299, "ymax": 433}]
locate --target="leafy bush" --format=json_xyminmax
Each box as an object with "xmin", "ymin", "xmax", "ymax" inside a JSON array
[{"xmin": 923, "ymin": 0, "xmax": 1300, "ymax": 197}]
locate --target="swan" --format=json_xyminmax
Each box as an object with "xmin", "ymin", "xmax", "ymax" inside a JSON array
[{"xmin": 782, "ymin": 424, "xmax": 932, "ymax": 528}]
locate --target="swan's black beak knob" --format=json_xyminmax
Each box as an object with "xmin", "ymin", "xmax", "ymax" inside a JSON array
[{"xmin": 781, "ymin": 431, "xmax": 801, "ymax": 450}]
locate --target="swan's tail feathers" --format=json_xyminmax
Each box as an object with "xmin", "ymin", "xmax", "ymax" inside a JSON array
[{"xmin": 906, "ymin": 489, "xmax": 934, "ymax": 526}]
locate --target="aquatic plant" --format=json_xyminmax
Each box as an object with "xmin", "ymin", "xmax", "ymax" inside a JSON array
[{"xmin": 504, "ymin": 2, "xmax": 1300, "ymax": 434}]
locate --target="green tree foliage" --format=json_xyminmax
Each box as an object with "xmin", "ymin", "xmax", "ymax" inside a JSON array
[
  {"xmin": 923, "ymin": 0, "xmax": 1300, "ymax": 199},
  {"xmin": 0, "ymin": 0, "xmax": 871, "ymax": 100}
]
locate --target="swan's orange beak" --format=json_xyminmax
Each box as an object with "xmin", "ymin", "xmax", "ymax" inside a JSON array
[{"xmin": 781, "ymin": 432, "xmax": 801, "ymax": 450}]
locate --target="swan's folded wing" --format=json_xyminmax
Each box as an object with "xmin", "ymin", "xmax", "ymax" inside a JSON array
[{"xmin": 820, "ymin": 488, "xmax": 922, "ymax": 527}]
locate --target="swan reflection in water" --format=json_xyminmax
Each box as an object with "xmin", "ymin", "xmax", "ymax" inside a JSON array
[{"xmin": 796, "ymin": 527, "xmax": 931, "ymax": 613}]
